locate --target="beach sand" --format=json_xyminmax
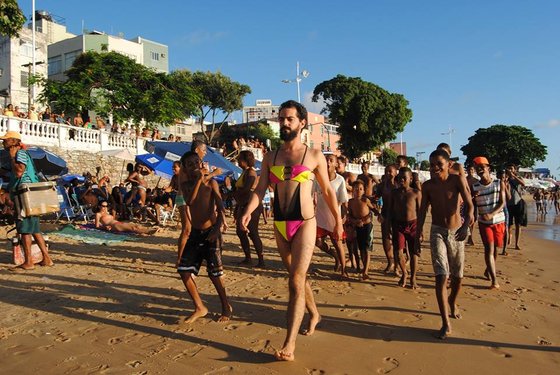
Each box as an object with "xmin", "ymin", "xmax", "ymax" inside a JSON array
[{"xmin": 0, "ymin": 215, "xmax": 559, "ymax": 374}]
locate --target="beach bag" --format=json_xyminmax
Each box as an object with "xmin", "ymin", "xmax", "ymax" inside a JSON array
[{"xmin": 12, "ymin": 235, "xmax": 49, "ymax": 265}]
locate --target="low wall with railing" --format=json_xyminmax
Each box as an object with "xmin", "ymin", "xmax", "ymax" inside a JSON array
[{"xmin": 0, "ymin": 115, "xmax": 146, "ymax": 154}]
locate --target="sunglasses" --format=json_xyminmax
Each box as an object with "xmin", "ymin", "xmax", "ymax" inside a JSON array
[{"xmin": 100, "ymin": 204, "xmax": 108, "ymax": 207}]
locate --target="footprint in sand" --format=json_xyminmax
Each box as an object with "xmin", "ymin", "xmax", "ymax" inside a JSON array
[
  {"xmin": 404, "ymin": 314, "xmax": 423, "ymax": 323},
  {"xmin": 202, "ymin": 366, "xmax": 234, "ymax": 374},
  {"xmin": 173, "ymin": 345, "xmax": 207, "ymax": 360},
  {"xmin": 537, "ymin": 337, "xmax": 552, "ymax": 346},
  {"xmin": 306, "ymin": 369, "xmax": 326, "ymax": 375},
  {"xmin": 223, "ymin": 322, "xmax": 253, "ymax": 331},
  {"xmin": 249, "ymin": 339, "xmax": 272, "ymax": 353},
  {"xmin": 377, "ymin": 357, "xmax": 399, "ymax": 374},
  {"xmin": 489, "ymin": 346, "xmax": 512, "ymax": 358}
]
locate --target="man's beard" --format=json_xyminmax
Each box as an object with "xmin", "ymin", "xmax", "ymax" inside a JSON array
[{"xmin": 280, "ymin": 127, "xmax": 298, "ymax": 142}]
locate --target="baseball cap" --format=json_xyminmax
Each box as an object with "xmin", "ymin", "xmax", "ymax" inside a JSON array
[
  {"xmin": 0, "ymin": 131, "xmax": 22, "ymax": 140},
  {"xmin": 473, "ymin": 156, "xmax": 489, "ymax": 166}
]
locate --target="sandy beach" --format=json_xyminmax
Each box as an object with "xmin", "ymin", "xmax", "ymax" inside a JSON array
[{"xmin": 1, "ymin": 207, "xmax": 559, "ymax": 374}]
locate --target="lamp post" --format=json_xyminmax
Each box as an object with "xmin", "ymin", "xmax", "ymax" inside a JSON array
[
  {"xmin": 441, "ymin": 125, "xmax": 455, "ymax": 151},
  {"xmin": 415, "ymin": 151, "xmax": 425, "ymax": 170},
  {"xmin": 21, "ymin": 61, "xmax": 44, "ymax": 110},
  {"xmin": 281, "ymin": 61, "xmax": 309, "ymax": 103}
]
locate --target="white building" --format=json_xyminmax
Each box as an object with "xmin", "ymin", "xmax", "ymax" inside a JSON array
[
  {"xmin": 0, "ymin": 27, "xmax": 48, "ymax": 111},
  {"xmin": 242, "ymin": 99, "xmax": 280, "ymax": 123}
]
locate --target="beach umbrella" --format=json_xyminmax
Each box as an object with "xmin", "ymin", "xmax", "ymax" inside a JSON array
[
  {"xmin": 0, "ymin": 146, "xmax": 69, "ymax": 177},
  {"xmin": 135, "ymin": 153, "xmax": 174, "ymax": 180},
  {"xmin": 145, "ymin": 141, "xmax": 242, "ymax": 179},
  {"xmin": 58, "ymin": 173, "xmax": 86, "ymax": 185},
  {"xmin": 100, "ymin": 148, "xmax": 137, "ymax": 182}
]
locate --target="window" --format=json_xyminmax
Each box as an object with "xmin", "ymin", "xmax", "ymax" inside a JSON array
[
  {"xmin": 48, "ymin": 56, "xmax": 62, "ymax": 75},
  {"xmin": 19, "ymin": 42, "xmax": 33, "ymax": 57},
  {"xmin": 20, "ymin": 70, "xmax": 29, "ymax": 88},
  {"xmin": 151, "ymin": 51, "xmax": 159, "ymax": 61},
  {"xmin": 64, "ymin": 50, "xmax": 81, "ymax": 70}
]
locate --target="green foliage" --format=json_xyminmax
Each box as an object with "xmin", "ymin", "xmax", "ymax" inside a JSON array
[
  {"xmin": 419, "ymin": 160, "xmax": 430, "ymax": 171},
  {"xmin": 312, "ymin": 75, "xmax": 413, "ymax": 159},
  {"xmin": 190, "ymin": 71, "xmax": 251, "ymax": 143},
  {"xmin": 460, "ymin": 125, "xmax": 547, "ymax": 169},
  {"xmin": 37, "ymin": 51, "xmax": 198, "ymax": 127},
  {"xmin": 406, "ymin": 156, "xmax": 416, "ymax": 168},
  {"xmin": 380, "ymin": 147, "xmax": 398, "ymax": 166},
  {"xmin": 0, "ymin": 0, "xmax": 26, "ymax": 37}
]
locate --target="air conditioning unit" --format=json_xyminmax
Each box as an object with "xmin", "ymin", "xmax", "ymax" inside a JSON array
[{"xmin": 161, "ymin": 53, "xmax": 166, "ymax": 58}]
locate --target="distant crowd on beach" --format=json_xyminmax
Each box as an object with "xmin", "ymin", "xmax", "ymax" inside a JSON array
[{"xmin": 4, "ymin": 100, "xmax": 557, "ymax": 362}]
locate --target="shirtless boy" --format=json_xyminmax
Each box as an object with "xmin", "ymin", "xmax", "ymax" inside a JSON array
[
  {"xmin": 336, "ymin": 156, "xmax": 359, "ymax": 271},
  {"xmin": 177, "ymin": 151, "xmax": 232, "ymax": 324},
  {"xmin": 378, "ymin": 164, "xmax": 398, "ymax": 274},
  {"xmin": 416, "ymin": 149, "xmax": 474, "ymax": 339},
  {"xmin": 387, "ymin": 167, "xmax": 421, "ymax": 288},
  {"xmin": 348, "ymin": 180, "xmax": 377, "ymax": 280}
]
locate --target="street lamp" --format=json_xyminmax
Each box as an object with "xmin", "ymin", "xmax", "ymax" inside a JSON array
[
  {"xmin": 21, "ymin": 61, "xmax": 44, "ymax": 110},
  {"xmin": 441, "ymin": 125, "xmax": 455, "ymax": 151},
  {"xmin": 415, "ymin": 151, "xmax": 425, "ymax": 170},
  {"xmin": 281, "ymin": 61, "xmax": 309, "ymax": 103}
]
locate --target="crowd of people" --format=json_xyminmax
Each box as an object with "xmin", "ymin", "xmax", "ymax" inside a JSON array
[{"xmin": 3, "ymin": 100, "xmax": 548, "ymax": 362}]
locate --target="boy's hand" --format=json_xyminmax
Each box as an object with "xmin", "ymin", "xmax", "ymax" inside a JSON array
[
  {"xmin": 8, "ymin": 145, "xmax": 18, "ymax": 158},
  {"xmin": 239, "ymin": 212, "xmax": 251, "ymax": 233},
  {"xmin": 333, "ymin": 222, "xmax": 343, "ymax": 240}
]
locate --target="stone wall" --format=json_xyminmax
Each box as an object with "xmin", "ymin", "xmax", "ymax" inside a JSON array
[{"xmin": 42, "ymin": 146, "xmax": 167, "ymax": 187}]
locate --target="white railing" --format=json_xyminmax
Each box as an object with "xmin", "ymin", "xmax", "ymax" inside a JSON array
[{"xmin": 0, "ymin": 115, "xmax": 146, "ymax": 154}]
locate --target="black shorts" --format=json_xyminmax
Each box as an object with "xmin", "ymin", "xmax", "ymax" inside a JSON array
[
  {"xmin": 355, "ymin": 223, "xmax": 373, "ymax": 252},
  {"xmin": 507, "ymin": 202, "xmax": 527, "ymax": 227},
  {"xmin": 177, "ymin": 227, "xmax": 223, "ymax": 277}
]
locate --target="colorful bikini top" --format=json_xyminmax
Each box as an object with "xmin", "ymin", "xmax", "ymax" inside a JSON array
[
  {"xmin": 268, "ymin": 147, "xmax": 314, "ymax": 242},
  {"xmin": 268, "ymin": 147, "xmax": 313, "ymax": 184}
]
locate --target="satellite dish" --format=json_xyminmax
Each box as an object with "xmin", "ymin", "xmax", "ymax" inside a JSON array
[{"xmin": 301, "ymin": 70, "xmax": 310, "ymax": 78}]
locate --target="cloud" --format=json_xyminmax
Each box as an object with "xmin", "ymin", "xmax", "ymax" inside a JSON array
[
  {"xmin": 534, "ymin": 119, "xmax": 560, "ymax": 129},
  {"xmin": 302, "ymin": 91, "xmax": 327, "ymax": 115},
  {"xmin": 179, "ymin": 30, "xmax": 227, "ymax": 45}
]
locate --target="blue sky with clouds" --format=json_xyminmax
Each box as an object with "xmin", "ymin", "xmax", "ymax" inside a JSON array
[{"xmin": 19, "ymin": 0, "xmax": 560, "ymax": 172}]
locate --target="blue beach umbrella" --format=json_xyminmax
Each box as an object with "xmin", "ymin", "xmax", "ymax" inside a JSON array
[{"xmin": 135, "ymin": 153, "xmax": 174, "ymax": 180}]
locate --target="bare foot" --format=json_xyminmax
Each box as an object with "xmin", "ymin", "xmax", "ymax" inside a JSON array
[
  {"xmin": 436, "ymin": 325, "xmax": 451, "ymax": 340},
  {"xmin": 302, "ymin": 314, "xmax": 321, "ymax": 336},
  {"xmin": 183, "ymin": 306, "xmax": 208, "ymax": 324},
  {"xmin": 398, "ymin": 274, "xmax": 407, "ymax": 287},
  {"xmin": 489, "ymin": 284, "xmax": 500, "ymax": 290},
  {"xmin": 217, "ymin": 304, "xmax": 233, "ymax": 322},
  {"xmin": 449, "ymin": 301, "xmax": 462, "ymax": 319},
  {"xmin": 484, "ymin": 269, "xmax": 490, "ymax": 280},
  {"xmin": 274, "ymin": 349, "xmax": 295, "ymax": 361},
  {"xmin": 255, "ymin": 261, "xmax": 266, "ymax": 269},
  {"xmin": 362, "ymin": 273, "xmax": 371, "ymax": 280},
  {"xmin": 410, "ymin": 281, "xmax": 420, "ymax": 290},
  {"xmin": 383, "ymin": 263, "xmax": 393, "ymax": 274},
  {"xmin": 10, "ymin": 264, "xmax": 35, "ymax": 271},
  {"xmin": 515, "ymin": 246, "xmax": 521, "ymax": 250},
  {"xmin": 40, "ymin": 257, "xmax": 54, "ymax": 267},
  {"xmin": 500, "ymin": 252, "xmax": 509, "ymax": 256}
]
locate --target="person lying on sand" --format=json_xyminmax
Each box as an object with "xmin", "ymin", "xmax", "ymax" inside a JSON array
[{"xmin": 94, "ymin": 201, "xmax": 158, "ymax": 236}]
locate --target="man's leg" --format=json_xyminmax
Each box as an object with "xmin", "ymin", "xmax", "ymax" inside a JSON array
[
  {"xmin": 20, "ymin": 233, "xmax": 35, "ymax": 269},
  {"xmin": 209, "ymin": 275, "xmax": 233, "ymax": 322},
  {"xmin": 514, "ymin": 223, "xmax": 521, "ymax": 250},
  {"xmin": 274, "ymin": 220, "xmax": 317, "ymax": 361},
  {"xmin": 179, "ymin": 272, "xmax": 208, "ymax": 323},
  {"xmin": 330, "ymin": 235, "xmax": 347, "ymax": 277},
  {"xmin": 33, "ymin": 232, "xmax": 53, "ymax": 266},
  {"xmin": 435, "ymin": 275, "xmax": 451, "ymax": 339},
  {"xmin": 410, "ymin": 253, "xmax": 419, "ymax": 289},
  {"xmin": 483, "ymin": 242, "xmax": 498, "ymax": 289},
  {"xmin": 381, "ymin": 220, "xmax": 394, "ymax": 273},
  {"xmin": 448, "ymin": 276, "xmax": 463, "ymax": 319},
  {"xmin": 396, "ymin": 248, "xmax": 407, "ymax": 287}
]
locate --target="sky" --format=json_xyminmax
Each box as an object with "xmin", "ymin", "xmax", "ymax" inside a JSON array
[{"xmin": 18, "ymin": 0, "xmax": 560, "ymax": 173}]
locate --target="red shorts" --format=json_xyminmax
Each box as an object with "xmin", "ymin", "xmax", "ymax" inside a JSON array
[
  {"xmin": 478, "ymin": 222, "xmax": 505, "ymax": 247},
  {"xmin": 392, "ymin": 219, "xmax": 417, "ymax": 251},
  {"xmin": 316, "ymin": 226, "xmax": 346, "ymax": 241}
]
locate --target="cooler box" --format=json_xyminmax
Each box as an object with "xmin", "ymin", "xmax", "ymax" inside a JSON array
[{"xmin": 14, "ymin": 181, "xmax": 60, "ymax": 217}]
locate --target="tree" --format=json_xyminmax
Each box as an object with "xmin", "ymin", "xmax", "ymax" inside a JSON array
[
  {"xmin": 0, "ymin": 0, "xmax": 26, "ymax": 37},
  {"xmin": 460, "ymin": 125, "xmax": 547, "ymax": 169},
  {"xmin": 406, "ymin": 156, "xmax": 416, "ymax": 168},
  {"xmin": 419, "ymin": 160, "xmax": 430, "ymax": 171},
  {"xmin": 190, "ymin": 71, "xmax": 251, "ymax": 143},
  {"xmin": 380, "ymin": 147, "xmax": 398, "ymax": 166},
  {"xmin": 37, "ymin": 51, "xmax": 198, "ymax": 126},
  {"xmin": 312, "ymin": 75, "xmax": 413, "ymax": 159}
]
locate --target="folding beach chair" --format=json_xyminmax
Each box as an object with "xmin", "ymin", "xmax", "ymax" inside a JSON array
[{"xmin": 56, "ymin": 185, "xmax": 88, "ymax": 223}]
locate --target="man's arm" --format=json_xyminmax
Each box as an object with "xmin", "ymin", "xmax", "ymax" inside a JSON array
[
  {"xmin": 415, "ymin": 182, "xmax": 431, "ymax": 253},
  {"xmin": 183, "ymin": 176, "xmax": 204, "ymax": 206}
]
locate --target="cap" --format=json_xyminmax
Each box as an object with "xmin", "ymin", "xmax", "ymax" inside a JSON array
[
  {"xmin": 473, "ymin": 156, "xmax": 489, "ymax": 166},
  {"xmin": 0, "ymin": 131, "xmax": 22, "ymax": 140}
]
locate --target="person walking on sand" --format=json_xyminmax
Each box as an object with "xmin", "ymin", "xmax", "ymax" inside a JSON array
[
  {"xmin": 177, "ymin": 151, "xmax": 232, "ymax": 324},
  {"xmin": 386, "ymin": 167, "xmax": 422, "ymax": 288},
  {"xmin": 415, "ymin": 149, "xmax": 474, "ymax": 340},
  {"xmin": 314, "ymin": 153, "xmax": 349, "ymax": 278},
  {"xmin": 240, "ymin": 100, "xmax": 343, "ymax": 361},
  {"xmin": 2, "ymin": 131, "xmax": 53, "ymax": 270},
  {"xmin": 471, "ymin": 157, "xmax": 506, "ymax": 290},
  {"xmin": 505, "ymin": 163, "xmax": 526, "ymax": 250}
]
